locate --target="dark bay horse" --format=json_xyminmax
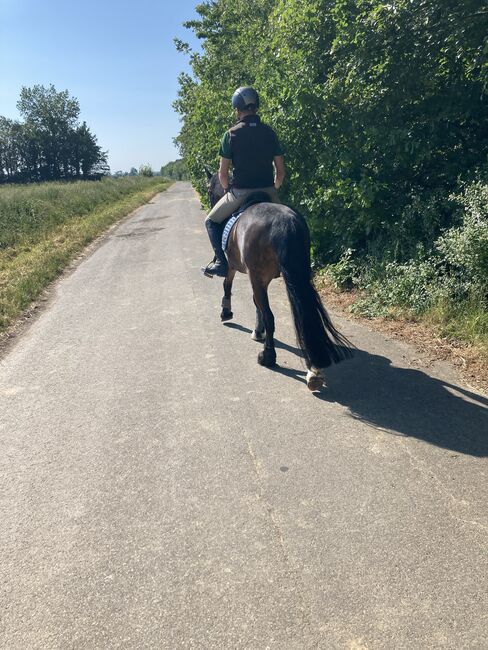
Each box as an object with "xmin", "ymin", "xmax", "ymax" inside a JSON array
[{"xmin": 205, "ymin": 168, "xmax": 352, "ymax": 390}]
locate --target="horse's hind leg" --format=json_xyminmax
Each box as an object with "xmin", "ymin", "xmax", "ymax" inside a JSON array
[
  {"xmin": 251, "ymin": 277, "xmax": 276, "ymax": 367},
  {"xmin": 221, "ymin": 269, "xmax": 236, "ymax": 321},
  {"xmin": 251, "ymin": 301, "xmax": 266, "ymax": 342}
]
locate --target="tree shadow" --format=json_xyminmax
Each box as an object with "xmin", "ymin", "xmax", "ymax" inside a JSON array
[{"xmin": 319, "ymin": 349, "xmax": 488, "ymax": 457}]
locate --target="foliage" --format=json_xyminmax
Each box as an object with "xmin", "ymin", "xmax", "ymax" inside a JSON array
[
  {"xmin": 0, "ymin": 85, "xmax": 108, "ymax": 183},
  {"xmin": 174, "ymin": 0, "xmax": 488, "ymax": 262},
  {"xmin": 436, "ymin": 182, "xmax": 488, "ymax": 294},
  {"xmin": 321, "ymin": 248, "xmax": 361, "ymax": 291},
  {"xmin": 328, "ymin": 180, "xmax": 488, "ymax": 326},
  {"xmin": 160, "ymin": 158, "xmax": 189, "ymax": 180},
  {"xmin": 349, "ymin": 258, "xmax": 443, "ymax": 317},
  {"xmin": 139, "ymin": 164, "xmax": 154, "ymax": 177}
]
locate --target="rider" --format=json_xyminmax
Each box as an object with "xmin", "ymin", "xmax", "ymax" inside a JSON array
[{"xmin": 203, "ymin": 86, "xmax": 286, "ymax": 277}]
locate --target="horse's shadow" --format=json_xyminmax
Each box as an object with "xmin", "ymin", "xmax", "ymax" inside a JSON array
[
  {"xmin": 225, "ymin": 322, "xmax": 488, "ymax": 457},
  {"xmin": 320, "ymin": 349, "xmax": 488, "ymax": 456},
  {"xmin": 223, "ymin": 322, "xmax": 303, "ymax": 355}
]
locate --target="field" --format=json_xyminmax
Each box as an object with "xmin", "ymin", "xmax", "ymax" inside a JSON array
[{"xmin": 0, "ymin": 177, "xmax": 170, "ymax": 333}]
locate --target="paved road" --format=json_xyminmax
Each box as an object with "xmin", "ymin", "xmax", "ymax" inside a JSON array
[{"xmin": 1, "ymin": 182, "xmax": 487, "ymax": 649}]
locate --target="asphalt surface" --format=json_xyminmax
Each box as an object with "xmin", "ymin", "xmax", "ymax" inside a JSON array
[{"xmin": 0, "ymin": 182, "xmax": 487, "ymax": 649}]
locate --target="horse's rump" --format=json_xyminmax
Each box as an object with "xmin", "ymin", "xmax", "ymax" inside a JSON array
[{"xmin": 232, "ymin": 202, "xmax": 353, "ymax": 368}]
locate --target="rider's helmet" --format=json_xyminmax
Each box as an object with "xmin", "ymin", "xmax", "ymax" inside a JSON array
[{"xmin": 232, "ymin": 86, "xmax": 260, "ymax": 111}]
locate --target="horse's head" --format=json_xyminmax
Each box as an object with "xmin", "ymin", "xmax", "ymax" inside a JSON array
[{"xmin": 204, "ymin": 166, "xmax": 227, "ymax": 208}]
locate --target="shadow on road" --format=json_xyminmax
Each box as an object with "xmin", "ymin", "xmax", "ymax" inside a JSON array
[
  {"xmin": 223, "ymin": 322, "xmax": 303, "ymax": 355},
  {"xmin": 225, "ymin": 321, "xmax": 487, "ymax": 456},
  {"xmin": 320, "ymin": 349, "xmax": 488, "ymax": 457}
]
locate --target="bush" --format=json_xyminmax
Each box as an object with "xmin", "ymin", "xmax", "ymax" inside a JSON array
[
  {"xmin": 325, "ymin": 181, "xmax": 488, "ymax": 318},
  {"xmin": 436, "ymin": 182, "xmax": 488, "ymax": 294},
  {"xmin": 349, "ymin": 258, "xmax": 440, "ymax": 317},
  {"xmin": 139, "ymin": 164, "xmax": 153, "ymax": 177}
]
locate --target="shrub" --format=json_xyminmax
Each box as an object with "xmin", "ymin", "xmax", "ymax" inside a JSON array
[
  {"xmin": 139, "ymin": 164, "xmax": 153, "ymax": 177},
  {"xmin": 436, "ymin": 182, "xmax": 488, "ymax": 295},
  {"xmin": 350, "ymin": 258, "xmax": 441, "ymax": 317}
]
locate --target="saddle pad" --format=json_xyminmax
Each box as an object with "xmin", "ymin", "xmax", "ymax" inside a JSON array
[
  {"xmin": 221, "ymin": 190, "xmax": 272, "ymax": 252},
  {"xmin": 222, "ymin": 213, "xmax": 241, "ymax": 252}
]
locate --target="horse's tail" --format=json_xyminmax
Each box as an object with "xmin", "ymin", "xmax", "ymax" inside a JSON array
[{"xmin": 274, "ymin": 214, "xmax": 353, "ymax": 369}]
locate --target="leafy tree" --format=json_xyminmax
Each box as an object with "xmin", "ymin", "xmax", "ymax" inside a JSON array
[
  {"xmin": 0, "ymin": 117, "xmax": 22, "ymax": 182},
  {"xmin": 160, "ymin": 158, "xmax": 188, "ymax": 180},
  {"xmin": 17, "ymin": 84, "xmax": 79, "ymax": 180},
  {"xmin": 174, "ymin": 0, "xmax": 488, "ymax": 263},
  {"xmin": 0, "ymin": 84, "xmax": 108, "ymax": 183},
  {"xmin": 139, "ymin": 164, "xmax": 153, "ymax": 177}
]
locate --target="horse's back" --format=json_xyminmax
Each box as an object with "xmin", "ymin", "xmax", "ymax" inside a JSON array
[{"xmin": 228, "ymin": 202, "xmax": 309, "ymax": 278}]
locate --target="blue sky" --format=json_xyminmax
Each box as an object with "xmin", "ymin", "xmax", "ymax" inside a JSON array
[{"xmin": 0, "ymin": 0, "xmax": 201, "ymax": 172}]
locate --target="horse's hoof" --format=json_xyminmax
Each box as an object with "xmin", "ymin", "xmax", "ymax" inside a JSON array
[
  {"xmin": 258, "ymin": 349, "xmax": 276, "ymax": 367},
  {"xmin": 251, "ymin": 329, "xmax": 266, "ymax": 342},
  {"xmin": 221, "ymin": 309, "xmax": 233, "ymax": 322},
  {"xmin": 306, "ymin": 369, "xmax": 324, "ymax": 391}
]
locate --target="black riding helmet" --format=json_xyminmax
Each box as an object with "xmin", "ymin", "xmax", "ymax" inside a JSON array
[{"xmin": 232, "ymin": 86, "xmax": 260, "ymax": 111}]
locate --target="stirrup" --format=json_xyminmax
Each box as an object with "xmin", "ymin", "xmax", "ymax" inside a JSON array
[
  {"xmin": 201, "ymin": 256, "xmax": 220, "ymax": 278},
  {"xmin": 201, "ymin": 265, "xmax": 215, "ymax": 278},
  {"xmin": 202, "ymin": 263, "xmax": 227, "ymax": 278}
]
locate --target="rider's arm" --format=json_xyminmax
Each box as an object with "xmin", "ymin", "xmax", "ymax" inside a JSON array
[
  {"xmin": 218, "ymin": 131, "xmax": 232, "ymax": 190},
  {"xmin": 219, "ymin": 157, "xmax": 231, "ymax": 191},
  {"xmin": 273, "ymin": 155, "xmax": 285, "ymax": 190}
]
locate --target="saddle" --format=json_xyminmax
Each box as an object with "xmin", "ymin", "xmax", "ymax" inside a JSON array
[{"xmin": 221, "ymin": 191, "xmax": 272, "ymax": 251}]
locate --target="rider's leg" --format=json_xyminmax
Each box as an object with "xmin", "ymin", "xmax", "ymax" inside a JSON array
[
  {"xmin": 204, "ymin": 219, "xmax": 229, "ymax": 277},
  {"xmin": 203, "ymin": 190, "xmax": 251, "ymax": 277},
  {"xmin": 262, "ymin": 186, "xmax": 281, "ymax": 204}
]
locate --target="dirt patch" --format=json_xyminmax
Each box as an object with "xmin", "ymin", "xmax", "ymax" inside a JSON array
[{"xmin": 318, "ymin": 279, "xmax": 488, "ymax": 396}]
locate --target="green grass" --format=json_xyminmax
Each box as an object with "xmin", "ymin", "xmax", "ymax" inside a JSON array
[
  {"xmin": 320, "ymin": 250, "xmax": 488, "ymax": 357},
  {"xmin": 426, "ymin": 298, "xmax": 488, "ymax": 356},
  {"xmin": 0, "ymin": 177, "xmax": 171, "ymax": 332}
]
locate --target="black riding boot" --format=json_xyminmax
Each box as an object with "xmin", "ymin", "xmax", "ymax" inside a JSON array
[{"xmin": 203, "ymin": 219, "xmax": 228, "ymax": 277}]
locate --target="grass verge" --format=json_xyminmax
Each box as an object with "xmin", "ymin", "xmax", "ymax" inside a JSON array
[
  {"xmin": 0, "ymin": 178, "xmax": 170, "ymax": 334},
  {"xmin": 316, "ymin": 276, "xmax": 488, "ymax": 395}
]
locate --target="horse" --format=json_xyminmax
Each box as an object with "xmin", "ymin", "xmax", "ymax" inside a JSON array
[{"xmin": 204, "ymin": 167, "xmax": 353, "ymax": 390}]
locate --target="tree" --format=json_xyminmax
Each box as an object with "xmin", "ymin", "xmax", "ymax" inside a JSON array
[
  {"xmin": 0, "ymin": 117, "xmax": 21, "ymax": 182},
  {"xmin": 0, "ymin": 84, "xmax": 109, "ymax": 183},
  {"xmin": 174, "ymin": 0, "xmax": 488, "ymax": 263},
  {"xmin": 73, "ymin": 122, "xmax": 107, "ymax": 178},
  {"xmin": 160, "ymin": 159, "xmax": 188, "ymax": 180},
  {"xmin": 139, "ymin": 164, "xmax": 153, "ymax": 177},
  {"xmin": 17, "ymin": 84, "xmax": 79, "ymax": 180}
]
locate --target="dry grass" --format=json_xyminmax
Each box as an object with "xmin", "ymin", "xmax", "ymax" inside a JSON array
[
  {"xmin": 317, "ymin": 277, "xmax": 488, "ymax": 395},
  {"xmin": 0, "ymin": 178, "xmax": 170, "ymax": 334}
]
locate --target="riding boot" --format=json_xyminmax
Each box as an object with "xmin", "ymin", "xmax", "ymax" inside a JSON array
[{"xmin": 203, "ymin": 219, "xmax": 228, "ymax": 277}]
